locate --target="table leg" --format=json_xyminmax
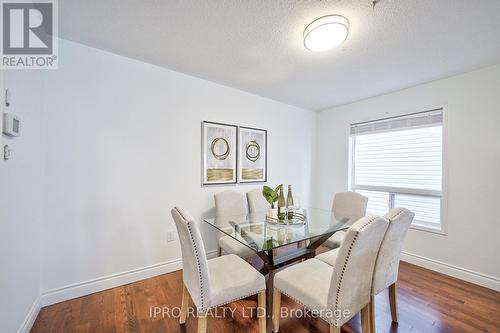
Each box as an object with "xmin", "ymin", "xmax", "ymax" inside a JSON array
[
  {"xmin": 259, "ymin": 249, "xmax": 275, "ymax": 333},
  {"xmin": 266, "ymin": 269, "xmax": 275, "ymax": 333}
]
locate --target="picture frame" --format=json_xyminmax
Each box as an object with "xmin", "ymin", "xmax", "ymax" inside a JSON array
[
  {"xmin": 202, "ymin": 121, "xmax": 238, "ymax": 185},
  {"xmin": 238, "ymin": 126, "xmax": 267, "ymax": 183}
]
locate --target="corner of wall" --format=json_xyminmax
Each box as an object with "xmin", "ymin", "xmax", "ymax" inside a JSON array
[
  {"xmin": 309, "ymin": 110, "xmax": 320, "ymax": 206},
  {"xmin": 17, "ymin": 297, "xmax": 41, "ymax": 333}
]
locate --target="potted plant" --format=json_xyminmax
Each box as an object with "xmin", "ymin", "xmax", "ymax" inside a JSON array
[{"xmin": 263, "ymin": 184, "xmax": 282, "ymax": 218}]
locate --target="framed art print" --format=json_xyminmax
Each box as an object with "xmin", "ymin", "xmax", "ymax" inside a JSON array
[
  {"xmin": 239, "ymin": 126, "xmax": 267, "ymax": 183},
  {"xmin": 202, "ymin": 121, "xmax": 238, "ymax": 185}
]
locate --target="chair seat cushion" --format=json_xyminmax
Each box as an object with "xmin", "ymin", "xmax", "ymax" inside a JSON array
[
  {"xmin": 315, "ymin": 248, "xmax": 339, "ymax": 267},
  {"xmin": 274, "ymin": 258, "xmax": 333, "ymax": 311},
  {"xmin": 208, "ymin": 254, "xmax": 266, "ymax": 307},
  {"xmin": 323, "ymin": 230, "xmax": 346, "ymax": 249},
  {"xmin": 219, "ymin": 235, "xmax": 256, "ymax": 258}
]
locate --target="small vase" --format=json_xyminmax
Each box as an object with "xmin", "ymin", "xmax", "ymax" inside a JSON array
[{"xmin": 267, "ymin": 208, "xmax": 278, "ymax": 219}]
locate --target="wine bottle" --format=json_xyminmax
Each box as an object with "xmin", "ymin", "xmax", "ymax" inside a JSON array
[
  {"xmin": 277, "ymin": 185, "xmax": 286, "ymax": 221},
  {"xmin": 286, "ymin": 185, "xmax": 294, "ymax": 220}
]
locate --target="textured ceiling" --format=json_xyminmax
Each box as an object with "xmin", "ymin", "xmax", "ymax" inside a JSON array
[{"xmin": 59, "ymin": 0, "xmax": 500, "ymax": 110}]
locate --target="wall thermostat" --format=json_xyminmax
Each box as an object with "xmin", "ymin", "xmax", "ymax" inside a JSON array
[{"xmin": 2, "ymin": 113, "xmax": 20, "ymax": 137}]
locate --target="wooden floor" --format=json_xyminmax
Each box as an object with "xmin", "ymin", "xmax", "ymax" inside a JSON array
[{"xmin": 31, "ymin": 260, "xmax": 500, "ymax": 333}]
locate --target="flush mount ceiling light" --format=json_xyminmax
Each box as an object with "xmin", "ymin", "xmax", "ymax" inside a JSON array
[{"xmin": 303, "ymin": 15, "xmax": 349, "ymax": 52}]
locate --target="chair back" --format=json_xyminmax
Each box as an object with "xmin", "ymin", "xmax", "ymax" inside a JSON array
[
  {"xmin": 214, "ymin": 190, "xmax": 247, "ymax": 216},
  {"xmin": 171, "ymin": 207, "xmax": 211, "ymax": 312},
  {"xmin": 332, "ymin": 191, "xmax": 368, "ymax": 221},
  {"xmin": 327, "ymin": 215, "xmax": 389, "ymax": 326},
  {"xmin": 372, "ymin": 208, "xmax": 415, "ymax": 295},
  {"xmin": 246, "ymin": 189, "xmax": 270, "ymax": 213}
]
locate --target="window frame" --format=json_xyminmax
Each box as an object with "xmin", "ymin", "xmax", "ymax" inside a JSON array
[{"xmin": 348, "ymin": 106, "xmax": 449, "ymax": 235}]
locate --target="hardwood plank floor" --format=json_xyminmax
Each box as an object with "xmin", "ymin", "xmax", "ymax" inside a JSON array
[{"xmin": 31, "ymin": 261, "xmax": 500, "ymax": 333}]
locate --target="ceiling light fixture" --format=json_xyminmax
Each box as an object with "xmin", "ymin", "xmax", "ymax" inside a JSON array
[{"xmin": 303, "ymin": 15, "xmax": 349, "ymax": 52}]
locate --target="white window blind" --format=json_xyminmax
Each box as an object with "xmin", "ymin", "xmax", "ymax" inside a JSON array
[{"xmin": 350, "ymin": 109, "xmax": 444, "ymax": 229}]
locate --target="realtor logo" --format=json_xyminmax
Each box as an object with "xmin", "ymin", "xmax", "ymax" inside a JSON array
[{"xmin": 1, "ymin": 0, "xmax": 58, "ymax": 69}]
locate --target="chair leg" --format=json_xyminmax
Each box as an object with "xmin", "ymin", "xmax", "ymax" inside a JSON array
[
  {"xmin": 258, "ymin": 291, "xmax": 266, "ymax": 333},
  {"xmin": 197, "ymin": 314, "xmax": 207, "ymax": 333},
  {"xmin": 369, "ymin": 296, "xmax": 376, "ymax": 333},
  {"xmin": 361, "ymin": 303, "xmax": 371, "ymax": 333},
  {"xmin": 330, "ymin": 325, "xmax": 341, "ymax": 333},
  {"xmin": 180, "ymin": 283, "xmax": 189, "ymax": 324},
  {"xmin": 272, "ymin": 289, "xmax": 281, "ymax": 332},
  {"xmin": 217, "ymin": 243, "xmax": 222, "ymax": 256},
  {"xmin": 388, "ymin": 283, "xmax": 398, "ymax": 323}
]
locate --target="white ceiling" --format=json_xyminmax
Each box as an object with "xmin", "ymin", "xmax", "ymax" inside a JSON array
[{"xmin": 59, "ymin": 0, "xmax": 500, "ymax": 110}]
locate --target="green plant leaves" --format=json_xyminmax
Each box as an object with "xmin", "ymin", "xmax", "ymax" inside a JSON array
[{"xmin": 262, "ymin": 185, "xmax": 279, "ymax": 206}]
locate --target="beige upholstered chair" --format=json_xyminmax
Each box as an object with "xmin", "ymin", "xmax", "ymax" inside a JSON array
[
  {"xmin": 246, "ymin": 189, "xmax": 270, "ymax": 213},
  {"xmin": 214, "ymin": 190, "xmax": 255, "ymax": 259},
  {"xmin": 315, "ymin": 247, "xmax": 340, "ymax": 267},
  {"xmin": 215, "ymin": 190, "xmax": 247, "ymax": 216},
  {"xmin": 323, "ymin": 191, "xmax": 368, "ymax": 249},
  {"xmin": 171, "ymin": 207, "xmax": 266, "ymax": 333},
  {"xmin": 316, "ymin": 208, "xmax": 415, "ymax": 333},
  {"xmin": 272, "ymin": 216, "xmax": 389, "ymax": 333},
  {"xmin": 368, "ymin": 208, "xmax": 415, "ymax": 332}
]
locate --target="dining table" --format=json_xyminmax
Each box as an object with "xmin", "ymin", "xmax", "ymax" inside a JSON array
[{"xmin": 204, "ymin": 207, "xmax": 351, "ymax": 332}]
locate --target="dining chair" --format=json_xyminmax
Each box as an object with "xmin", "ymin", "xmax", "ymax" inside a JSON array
[
  {"xmin": 272, "ymin": 215, "xmax": 389, "ymax": 333},
  {"xmin": 246, "ymin": 188, "xmax": 270, "ymax": 213},
  {"xmin": 171, "ymin": 207, "xmax": 266, "ymax": 333},
  {"xmin": 316, "ymin": 208, "xmax": 415, "ymax": 333},
  {"xmin": 367, "ymin": 208, "xmax": 415, "ymax": 332},
  {"xmin": 214, "ymin": 190, "xmax": 255, "ymax": 259},
  {"xmin": 323, "ymin": 191, "xmax": 368, "ymax": 249}
]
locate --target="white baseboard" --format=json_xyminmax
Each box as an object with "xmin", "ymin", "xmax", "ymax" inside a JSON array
[
  {"xmin": 401, "ymin": 251, "xmax": 500, "ymax": 292},
  {"xmin": 41, "ymin": 250, "xmax": 218, "ymax": 307},
  {"xmin": 18, "ymin": 296, "xmax": 41, "ymax": 333}
]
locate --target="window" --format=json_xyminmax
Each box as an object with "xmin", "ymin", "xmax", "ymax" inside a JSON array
[{"xmin": 350, "ymin": 109, "xmax": 444, "ymax": 231}]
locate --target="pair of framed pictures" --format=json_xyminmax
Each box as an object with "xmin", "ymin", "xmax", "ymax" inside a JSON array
[{"xmin": 202, "ymin": 121, "xmax": 267, "ymax": 185}]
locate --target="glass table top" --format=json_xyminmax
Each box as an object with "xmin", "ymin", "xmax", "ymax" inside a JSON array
[{"xmin": 204, "ymin": 207, "xmax": 350, "ymax": 252}]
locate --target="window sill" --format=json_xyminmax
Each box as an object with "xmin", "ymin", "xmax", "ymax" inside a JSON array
[{"xmin": 410, "ymin": 223, "xmax": 447, "ymax": 235}]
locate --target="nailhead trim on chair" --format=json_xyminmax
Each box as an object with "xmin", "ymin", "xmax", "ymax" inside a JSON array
[
  {"xmin": 333, "ymin": 216, "xmax": 378, "ymax": 327},
  {"xmin": 210, "ymin": 289, "xmax": 267, "ymax": 309},
  {"xmin": 387, "ymin": 208, "xmax": 406, "ymax": 222},
  {"xmin": 175, "ymin": 207, "xmax": 209, "ymax": 313},
  {"xmin": 275, "ymin": 288, "xmax": 336, "ymax": 325}
]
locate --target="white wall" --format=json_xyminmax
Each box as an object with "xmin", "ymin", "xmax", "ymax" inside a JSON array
[
  {"xmin": 39, "ymin": 40, "xmax": 316, "ymax": 298},
  {"xmin": 0, "ymin": 70, "xmax": 45, "ymax": 332},
  {"xmin": 313, "ymin": 64, "xmax": 500, "ymax": 290}
]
